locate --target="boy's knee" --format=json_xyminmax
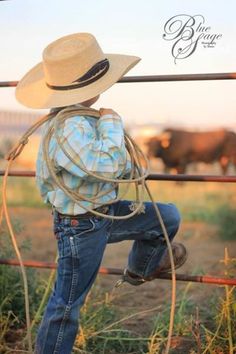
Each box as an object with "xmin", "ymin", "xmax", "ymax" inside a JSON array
[
  {"xmin": 169, "ymin": 203, "xmax": 181, "ymax": 228},
  {"xmin": 163, "ymin": 203, "xmax": 181, "ymax": 237}
]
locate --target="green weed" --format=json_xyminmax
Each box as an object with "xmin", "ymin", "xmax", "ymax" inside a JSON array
[
  {"xmin": 73, "ymin": 288, "xmax": 149, "ymax": 353},
  {"xmin": 0, "ymin": 177, "xmax": 45, "ymax": 208},
  {"xmin": 214, "ymin": 204, "xmax": 236, "ymax": 240},
  {"xmin": 0, "ymin": 220, "xmax": 44, "ymax": 352}
]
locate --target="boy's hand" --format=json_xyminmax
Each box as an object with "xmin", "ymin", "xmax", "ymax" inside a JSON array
[{"xmin": 99, "ymin": 108, "xmax": 119, "ymax": 117}]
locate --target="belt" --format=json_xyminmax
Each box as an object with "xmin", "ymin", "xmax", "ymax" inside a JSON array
[{"xmin": 55, "ymin": 205, "xmax": 110, "ymax": 220}]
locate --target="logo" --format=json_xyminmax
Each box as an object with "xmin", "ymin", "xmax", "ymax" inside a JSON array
[{"xmin": 163, "ymin": 14, "xmax": 222, "ymax": 64}]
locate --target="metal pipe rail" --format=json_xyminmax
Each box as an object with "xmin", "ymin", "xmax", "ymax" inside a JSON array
[
  {"xmin": 1, "ymin": 72, "xmax": 236, "ymax": 87},
  {"xmin": 2, "ymin": 72, "xmax": 236, "ymax": 184},
  {"xmin": 1, "ymin": 72, "xmax": 236, "ymax": 288},
  {"xmin": 1, "ymin": 170, "xmax": 236, "ymax": 183},
  {"xmin": 0, "ymin": 258, "xmax": 235, "ymax": 286}
]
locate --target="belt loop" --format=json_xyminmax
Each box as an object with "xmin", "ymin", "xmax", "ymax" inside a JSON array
[{"xmin": 53, "ymin": 208, "xmax": 61, "ymax": 222}]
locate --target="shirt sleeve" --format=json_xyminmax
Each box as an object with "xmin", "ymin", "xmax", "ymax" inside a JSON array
[{"xmin": 54, "ymin": 113, "xmax": 131, "ymax": 180}]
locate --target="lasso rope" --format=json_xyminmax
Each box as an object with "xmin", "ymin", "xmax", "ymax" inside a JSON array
[{"xmin": 1, "ymin": 106, "xmax": 176, "ymax": 354}]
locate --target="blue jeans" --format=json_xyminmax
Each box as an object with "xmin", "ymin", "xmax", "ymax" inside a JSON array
[{"xmin": 35, "ymin": 200, "xmax": 180, "ymax": 354}]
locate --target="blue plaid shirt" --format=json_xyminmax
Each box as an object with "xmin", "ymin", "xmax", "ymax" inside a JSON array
[{"xmin": 36, "ymin": 106, "xmax": 131, "ymax": 215}]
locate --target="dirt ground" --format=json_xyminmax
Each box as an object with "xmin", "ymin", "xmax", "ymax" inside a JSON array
[
  {"xmin": 0, "ymin": 206, "xmax": 234, "ymax": 354},
  {"xmin": 8, "ymin": 207, "xmax": 236, "ymax": 319}
]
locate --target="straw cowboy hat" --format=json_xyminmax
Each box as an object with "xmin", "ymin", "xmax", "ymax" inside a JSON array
[{"xmin": 15, "ymin": 32, "xmax": 141, "ymax": 109}]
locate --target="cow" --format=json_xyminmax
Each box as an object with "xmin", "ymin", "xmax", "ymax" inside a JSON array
[
  {"xmin": 220, "ymin": 130, "xmax": 236, "ymax": 174},
  {"xmin": 146, "ymin": 128, "xmax": 236, "ymax": 174},
  {"xmin": 0, "ymin": 138, "xmax": 14, "ymax": 160}
]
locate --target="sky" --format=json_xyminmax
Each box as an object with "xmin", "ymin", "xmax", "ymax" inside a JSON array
[{"xmin": 1, "ymin": 0, "xmax": 236, "ymax": 129}]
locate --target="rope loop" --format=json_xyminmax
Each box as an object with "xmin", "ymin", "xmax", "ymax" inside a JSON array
[
  {"xmin": 1, "ymin": 105, "xmax": 177, "ymax": 354},
  {"xmin": 41, "ymin": 106, "xmax": 150, "ymax": 219}
]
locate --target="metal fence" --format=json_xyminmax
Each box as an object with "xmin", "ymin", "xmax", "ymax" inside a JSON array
[{"xmin": 0, "ymin": 73, "xmax": 236, "ymax": 285}]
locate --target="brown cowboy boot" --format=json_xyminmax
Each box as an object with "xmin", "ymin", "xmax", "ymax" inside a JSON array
[
  {"xmin": 145, "ymin": 242, "xmax": 188, "ymax": 280},
  {"xmin": 121, "ymin": 242, "xmax": 188, "ymax": 286}
]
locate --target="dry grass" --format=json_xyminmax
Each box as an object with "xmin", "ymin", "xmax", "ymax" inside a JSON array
[{"xmin": 0, "ymin": 177, "xmax": 235, "ymax": 353}]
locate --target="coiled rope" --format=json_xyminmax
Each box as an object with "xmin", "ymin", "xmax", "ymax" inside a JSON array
[{"xmin": 1, "ymin": 106, "xmax": 176, "ymax": 354}]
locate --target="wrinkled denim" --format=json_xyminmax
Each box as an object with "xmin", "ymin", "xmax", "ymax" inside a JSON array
[{"xmin": 35, "ymin": 200, "xmax": 180, "ymax": 354}]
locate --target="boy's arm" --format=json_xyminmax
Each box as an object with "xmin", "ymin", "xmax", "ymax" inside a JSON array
[{"xmin": 54, "ymin": 109, "xmax": 130, "ymax": 180}]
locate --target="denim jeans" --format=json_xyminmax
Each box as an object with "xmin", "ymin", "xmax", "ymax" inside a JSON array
[{"xmin": 35, "ymin": 200, "xmax": 180, "ymax": 354}]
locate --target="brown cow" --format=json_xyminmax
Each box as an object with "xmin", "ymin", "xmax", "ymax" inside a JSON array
[
  {"xmin": 220, "ymin": 131, "xmax": 236, "ymax": 174},
  {"xmin": 146, "ymin": 128, "xmax": 236, "ymax": 174}
]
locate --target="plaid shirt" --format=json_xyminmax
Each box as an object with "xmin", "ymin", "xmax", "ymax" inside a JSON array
[{"xmin": 36, "ymin": 106, "xmax": 131, "ymax": 215}]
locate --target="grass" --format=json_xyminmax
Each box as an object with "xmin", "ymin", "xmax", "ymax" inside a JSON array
[
  {"xmin": 0, "ymin": 177, "xmax": 236, "ymax": 352},
  {"xmin": 0, "ymin": 215, "xmax": 235, "ymax": 353},
  {"xmin": 0, "ymin": 221, "xmax": 45, "ymax": 353},
  {"xmin": 0, "ymin": 272, "xmax": 235, "ymax": 353},
  {"xmin": 122, "ymin": 180, "xmax": 236, "ymax": 238},
  {"xmin": 141, "ymin": 180, "xmax": 236, "ymax": 223},
  {"xmin": 214, "ymin": 204, "xmax": 236, "ymax": 240},
  {"xmin": 74, "ymin": 289, "xmax": 149, "ymax": 353},
  {"xmin": 0, "ymin": 177, "xmax": 45, "ymax": 208},
  {"xmin": 2, "ymin": 177, "xmax": 236, "ymax": 218},
  {"xmin": 1, "ymin": 176, "xmax": 236, "ymax": 244},
  {"xmin": 72, "ymin": 267, "xmax": 235, "ymax": 353}
]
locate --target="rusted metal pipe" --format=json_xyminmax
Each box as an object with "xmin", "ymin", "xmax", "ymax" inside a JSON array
[
  {"xmin": 147, "ymin": 174, "xmax": 236, "ymax": 183},
  {"xmin": 119, "ymin": 72, "xmax": 236, "ymax": 83},
  {"xmin": 0, "ymin": 258, "xmax": 235, "ymax": 286},
  {"xmin": 0, "ymin": 170, "xmax": 35, "ymax": 177},
  {"xmin": 1, "ymin": 170, "xmax": 236, "ymax": 183},
  {"xmin": 1, "ymin": 72, "xmax": 236, "ymax": 88},
  {"xmin": 0, "ymin": 81, "xmax": 18, "ymax": 87}
]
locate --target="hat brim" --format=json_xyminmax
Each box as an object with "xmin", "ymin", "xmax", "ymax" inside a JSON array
[{"xmin": 15, "ymin": 54, "xmax": 141, "ymax": 109}]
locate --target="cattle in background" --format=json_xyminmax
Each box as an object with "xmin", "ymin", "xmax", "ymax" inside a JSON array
[
  {"xmin": 0, "ymin": 138, "xmax": 14, "ymax": 160},
  {"xmin": 146, "ymin": 128, "xmax": 236, "ymax": 174},
  {"xmin": 220, "ymin": 131, "xmax": 236, "ymax": 174}
]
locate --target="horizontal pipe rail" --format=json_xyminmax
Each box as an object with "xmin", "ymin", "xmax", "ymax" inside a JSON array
[
  {"xmin": 1, "ymin": 74, "xmax": 235, "ymax": 292},
  {"xmin": 148, "ymin": 174, "xmax": 236, "ymax": 183},
  {"xmin": 119, "ymin": 72, "xmax": 236, "ymax": 83},
  {"xmin": 0, "ymin": 258, "xmax": 235, "ymax": 286},
  {"xmin": 1, "ymin": 170, "xmax": 236, "ymax": 183},
  {"xmin": 1, "ymin": 72, "xmax": 236, "ymax": 88}
]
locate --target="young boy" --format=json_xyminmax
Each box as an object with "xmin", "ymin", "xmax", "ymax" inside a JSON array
[{"xmin": 15, "ymin": 33, "xmax": 186, "ymax": 354}]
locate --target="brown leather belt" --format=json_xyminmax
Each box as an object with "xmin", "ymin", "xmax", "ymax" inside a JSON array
[{"xmin": 55, "ymin": 205, "xmax": 110, "ymax": 219}]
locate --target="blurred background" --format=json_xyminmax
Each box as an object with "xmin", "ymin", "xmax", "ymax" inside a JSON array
[{"xmin": 1, "ymin": 0, "xmax": 236, "ymax": 174}]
